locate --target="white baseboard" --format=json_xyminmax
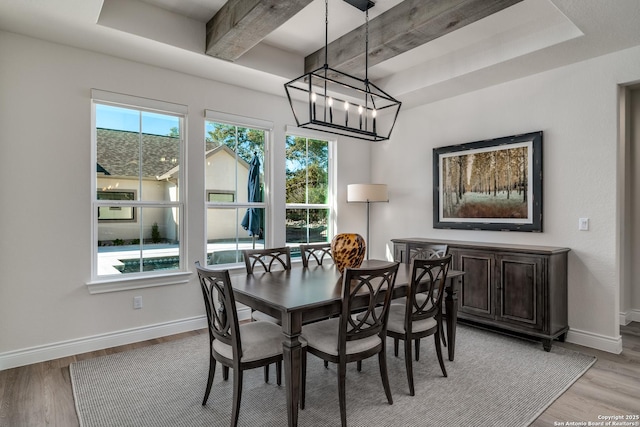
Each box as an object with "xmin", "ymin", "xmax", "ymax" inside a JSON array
[
  {"xmin": 619, "ymin": 309, "xmax": 640, "ymax": 325},
  {"xmin": 1, "ymin": 308, "xmax": 255, "ymax": 371},
  {"xmin": 10, "ymin": 306, "xmax": 623, "ymax": 369},
  {"xmin": 0, "ymin": 315, "xmax": 207, "ymax": 371},
  {"xmin": 566, "ymin": 327, "xmax": 623, "ymax": 354}
]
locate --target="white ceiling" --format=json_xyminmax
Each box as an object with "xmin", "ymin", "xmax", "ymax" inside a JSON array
[{"xmin": 1, "ymin": 0, "xmax": 639, "ymax": 109}]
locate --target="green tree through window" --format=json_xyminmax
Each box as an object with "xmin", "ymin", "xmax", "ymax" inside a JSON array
[
  {"xmin": 285, "ymin": 135, "xmax": 332, "ymax": 247},
  {"xmin": 206, "ymin": 123, "xmax": 265, "ymax": 166}
]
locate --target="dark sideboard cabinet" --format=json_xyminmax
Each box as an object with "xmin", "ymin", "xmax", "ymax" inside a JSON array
[{"xmin": 392, "ymin": 238, "xmax": 570, "ymax": 351}]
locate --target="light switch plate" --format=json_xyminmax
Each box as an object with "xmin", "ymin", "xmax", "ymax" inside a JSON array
[{"xmin": 578, "ymin": 218, "xmax": 589, "ymax": 231}]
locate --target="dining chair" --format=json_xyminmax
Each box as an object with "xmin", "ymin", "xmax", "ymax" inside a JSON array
[
  {"xmin": 299, "ymin": 242, "xmax": 333, "ymax": 267},
  {"xmin": 195, "ymin": 261, "xmax": 284, "ymax": 427},
  {"xmin": 385, "ymin": 255, "xmax": 452, "ymax": 396},
  {"xmin": 243, "ymin": 246, "xmax": 292, "ymax": 273},
  {"xmin": 300, "ymin": 262, "xmax": 400, "ymax": 427},
  {"xmin": 409, "ymin": 244, "xmax": 448, "ymax": 261},
  {"xmin": 399, "ymin": 243, "xmax": 449, "ymax": 347},
  {"xmin": 242, "ymin": 246, "xmax": 292, "ymax": 324}
]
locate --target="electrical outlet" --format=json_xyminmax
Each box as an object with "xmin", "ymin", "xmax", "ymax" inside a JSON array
[
  {"xmin": 133, "ymin": 296, "xmax": 143, "ymax": 309},
  {"xmin": 578, "ymin": 218, "xmax": 589, "ymax": 231}
]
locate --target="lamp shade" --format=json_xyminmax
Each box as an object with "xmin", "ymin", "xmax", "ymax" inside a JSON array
[{"xmin": 347, "ymin": 184, "xmax": 388, "ymax": 203}]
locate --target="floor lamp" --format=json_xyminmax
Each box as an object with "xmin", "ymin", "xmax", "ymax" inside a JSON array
[{"xmin": 347, "ymin": 184, "xmax": 389, "ymax": 260}]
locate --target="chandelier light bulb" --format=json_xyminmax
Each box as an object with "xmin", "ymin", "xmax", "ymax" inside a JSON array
[
  {"xmin": 344, "ymin": 101, "xmax": 350, "ymax": 127},
  {"xmin": 311, "ymin": 92, "xmax": 317, "ymax": 119},
  {"xmin": 372, "ymin": 109, "xmax": 377, "ymax": 134}
]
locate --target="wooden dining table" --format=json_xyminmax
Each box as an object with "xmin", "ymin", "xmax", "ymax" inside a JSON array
[{"xmin": 229, "ymin": 259, "xmax": 464, "ymax": 427}]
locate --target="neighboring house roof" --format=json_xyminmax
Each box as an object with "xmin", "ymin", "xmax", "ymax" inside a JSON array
[
  {"xmin": 157, "ymin": 143, "xmax": 251, "ymax": 180},
  {"xmin": 205, "ymin": 144, "xmax": 250, "ymax": 168},
  {"xmin": 96, "ymin": 128, "xmax": 180, "ymax": 178},
  {"xmin": 97, "ymin": 129, "xmax": 251, "ymax": 179}
]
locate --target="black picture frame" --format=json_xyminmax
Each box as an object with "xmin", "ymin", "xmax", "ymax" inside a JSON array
[{"xmin": 433, "ymin": 131, "xmax": 543, "ymax": 232}]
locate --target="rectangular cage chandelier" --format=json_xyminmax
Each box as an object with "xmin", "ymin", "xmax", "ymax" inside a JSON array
[{"xmin": 284, "ymin": 0, "xmax": 401, "ymax": 142}]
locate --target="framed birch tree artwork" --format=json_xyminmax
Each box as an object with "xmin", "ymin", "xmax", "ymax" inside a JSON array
[{"xmin": 433, "ymin": 131, "xmax": 542, "ymax": 232}]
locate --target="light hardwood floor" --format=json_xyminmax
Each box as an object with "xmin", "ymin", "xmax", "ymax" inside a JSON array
[{"xmin": 1, "ymin": 324, "xmax": 638, "ymax": 426}]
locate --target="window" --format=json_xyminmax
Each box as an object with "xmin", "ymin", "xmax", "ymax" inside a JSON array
[
  {"xmin": 205, "ymin": 111, "xmax": 271, "ymax": 266},
  {"xmin": 207, "ymin": 191, "xmax": 235, "ymax": 203},
  {"xmin": 97, "ymin": 190, "xmax": 136, "ymax": 221},
  {"xmin": 91, "ymin": 90, "xmax": 187, "ymax": 287},
  {"xmin": 285, "ymin": 132, "xmax": 334, "ymax": 258}
]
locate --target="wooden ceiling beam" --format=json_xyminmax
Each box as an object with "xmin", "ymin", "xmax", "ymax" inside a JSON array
[
  {"xmin": 304, "ymin": 0, "xmax": 523, "ymax": 76},
  {"xmin": 206, "ymin": 0, "xmax": 313, "ymax": 62}
]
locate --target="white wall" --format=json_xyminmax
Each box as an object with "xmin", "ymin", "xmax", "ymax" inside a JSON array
[
  {"xmin": 619, "ymin": 86, "xmax": 632, "ymax": 325},
  {"xmin": 369, "ymin": 44, "xmax": 640, "ymax": 352},
  {"xmin": 0, "ymin": 31, "xmax": 370, "ymax": 367},
  {"xmin": 631, "ymin": 89, "xmax": 640, "ymax": 314}
]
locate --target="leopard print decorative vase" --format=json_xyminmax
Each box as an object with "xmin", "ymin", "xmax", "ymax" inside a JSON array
[{"xmin": 331, "ymin": 233, "xmax": 366, "ymax": 273}]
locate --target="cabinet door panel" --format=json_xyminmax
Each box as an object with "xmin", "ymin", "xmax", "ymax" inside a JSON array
[
  {"xmin": 498, "ymin": 256, "xmax": 543, "ymax": 329},
  {"xmin": 458, "ymin": 251, "xmax": 493, "ymax": 318}
]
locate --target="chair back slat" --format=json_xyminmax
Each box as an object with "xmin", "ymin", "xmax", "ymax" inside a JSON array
[
  {"xmin": 299, "ymin": 243, "xmax": 332, "ymax": 267},
  {"xmin": 243, "ymin": 247, "xmax": 292, "ymax": 273},
  {"xmin": 340, "ymin": 262, "xmax": 400, "ymax": 346},
  {"xmin": 407, "ymin": 255, "xmax": 452, "ymax": 325},
  {"xmin": 195, "ymin": 262, "xmax": 242, "ymax": 359},
  {"xmin": 410, "ymin": 244, "xmax": 448, "ymax": 261}
]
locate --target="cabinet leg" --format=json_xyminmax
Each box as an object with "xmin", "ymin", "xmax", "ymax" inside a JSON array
[
  {"xmin": 542, "ymin": 339, "xmax": 552, "ymax": 352},
  {"xmin": 558, "ymin": 333, "xmax": 567, "ymax": 343}
]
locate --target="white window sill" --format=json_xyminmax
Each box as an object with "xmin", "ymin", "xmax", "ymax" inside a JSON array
[{"xmin": 86, "ymin": 271, "xmax": 192, "ymax": 294}]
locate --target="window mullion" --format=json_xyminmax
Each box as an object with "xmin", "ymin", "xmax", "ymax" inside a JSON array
[
  {"xmin": 138, "ymin": 112, "xmax": 144, "ymax": 201},
  {"xmin": 305, "ymin": 137, "xmax": 309, "ymax": 205}
]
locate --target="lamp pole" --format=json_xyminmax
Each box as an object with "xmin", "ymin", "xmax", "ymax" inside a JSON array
[
  {"xmin": 347, "ymin": 184, "xmax": 388, "ymax": 261},
  {"xmin": 365, "ymin": 199, "xmax": 371, "ymax": 260}
]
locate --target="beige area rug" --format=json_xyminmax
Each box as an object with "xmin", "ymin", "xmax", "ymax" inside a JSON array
[{"xmin": 70, "ymin": 325, "xmax": 595, "ymax": 427}]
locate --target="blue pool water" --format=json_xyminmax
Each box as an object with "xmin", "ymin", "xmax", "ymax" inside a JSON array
[{"xmin": 116, "ymin": 256, "xmax": 180, "ymax": 273}]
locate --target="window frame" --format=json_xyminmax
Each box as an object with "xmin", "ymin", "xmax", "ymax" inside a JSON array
[
  {"xmin": 87, "ymin": 89, "xmax": 190, "ymax": 293},
  {"xmin": 285, "ymin": 126, "xmax": 336, "ymax": 254},
  {"xmin": 204, "ymin": 110, "xmax": 273, "ymax": 268}
]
